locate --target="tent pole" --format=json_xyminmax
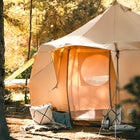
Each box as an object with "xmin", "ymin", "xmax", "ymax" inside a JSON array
[
  {"xmin": 115, "ymin": 42, "xmax": 120, "ymax": 105},
  {"xmin": 66, "ymin": 47, "xmax": 72, "ymax": 122},
  {"xmin": 114, "ymin": 42, "xmax": 120, "ymax": 138},
  {"xmin": 109, "ymin": 51, "xmax": 112, "ymax": 109}
]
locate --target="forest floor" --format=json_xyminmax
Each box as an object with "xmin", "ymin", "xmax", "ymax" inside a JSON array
[{"xmin": 5, "ymin": 101, "xmax": 140, "ymax": 140}]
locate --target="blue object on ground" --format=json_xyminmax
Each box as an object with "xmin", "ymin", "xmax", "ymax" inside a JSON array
[{"xmin": 52, "ymin": 111, "xmax": 72, "ymax": 129}]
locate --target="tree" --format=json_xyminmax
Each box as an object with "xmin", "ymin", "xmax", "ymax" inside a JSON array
[
  {"xmin": 0, "ymin": 0, "xmax": 10, "ymax": 139},
  {"xmin": 123, "ymin": 76, "xmax": 140, "ymax": 107},
  {"xmin": 25, "ymin": 0, "xmax": 32, "ymax": 104}
]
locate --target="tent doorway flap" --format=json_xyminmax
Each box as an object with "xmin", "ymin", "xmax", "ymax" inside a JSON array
[{"xmin": 68, "ymin": 47, "xmax": 111, "ymax": 120}]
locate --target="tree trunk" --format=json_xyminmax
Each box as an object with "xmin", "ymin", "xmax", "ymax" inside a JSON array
[
  {"xmin": 0, "ymin": 0, "xmax": 10, "ymax": 139},
  {"xmin": 25, "ymin": 0, "xmax": 32, "ymax": 103}
]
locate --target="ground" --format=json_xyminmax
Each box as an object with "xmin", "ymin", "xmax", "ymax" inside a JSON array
[{"xmin": 5, "ymin": 101, "xmax": 140, "ymax": 140}]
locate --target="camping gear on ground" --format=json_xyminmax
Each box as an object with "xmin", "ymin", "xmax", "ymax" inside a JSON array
[
  {"xmin": 52, "ymin": 111, "xmax": 72, "ymax": 129},
  {"xmin": 109, "ymin": 124, "xmax": 136, "ymax": 131},
  {"xmin": 23, "ymin": 103, "xmax": 72, "ymax": 132},
  {"xmin": 30, "ymin": 103, "xmax": 54, "ymax": 125},
  {"xmin": 101, "ymin": 116, "xmax": 110, "ymax": 129},
  {"xmin": 103, "ymin": 108, "xmax": 121, "ymax": 126},
  {"xmin": 100, "ymin": 107, "xmax": 121, "ymax": 135}
]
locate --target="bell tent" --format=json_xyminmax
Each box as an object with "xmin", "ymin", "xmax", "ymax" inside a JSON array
[{"xmin": 29, "ymin": 1, "xmax": 140, "ymax": 122}]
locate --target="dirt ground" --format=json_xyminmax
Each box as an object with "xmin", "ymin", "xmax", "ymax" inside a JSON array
[{"xmin": 5, "ymin": 102, "xmax": 140, "ymax": 140}]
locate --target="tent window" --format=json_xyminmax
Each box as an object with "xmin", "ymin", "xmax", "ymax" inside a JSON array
[{"xmin": 81, "ymin": 54, "xmax": 109, "ymax": 86}]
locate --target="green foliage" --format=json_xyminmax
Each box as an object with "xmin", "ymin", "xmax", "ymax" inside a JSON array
[{"xmin": 123, "ymin": 76, "xmax": 140, "ymax": 107}]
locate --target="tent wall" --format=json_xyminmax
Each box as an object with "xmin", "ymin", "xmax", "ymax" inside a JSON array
[
  {"xmin": 29, "ymin": 46, "xmax": 57, "ymax": 106},
  {"xmin": 119, "ymin": 50, "xmax": 140, "ymax": 122},
  {"xmin": 67, "ymin": 46, "xmax": 117, "ymax": 121},
  {"xmin": 29, "ymin": 46, "xmax": 117, "ymax": 121},
  {"xmin": 119, "ymin": 50, "xmax": 140, "ymax": 88},
  {"xmin": 68, "ymin": 47, "xmax": 110, "ymax": 120},
  {"xmin": 29, "ymin": 46, "xmax": 69, "ymax": 112}
]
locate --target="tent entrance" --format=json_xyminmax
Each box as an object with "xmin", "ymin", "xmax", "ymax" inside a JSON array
[{"xmin": 68, "ymin": 47, "xmax": 111, "ymax": 121}]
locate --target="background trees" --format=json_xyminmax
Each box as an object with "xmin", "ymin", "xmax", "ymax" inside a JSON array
[
  {"xmin": 4, "ymin": 0, "xmax": 105, "ymax": 78},
  {"xmin": 4, "ymin": 0, "xmax": 140, "ymax": 78}
]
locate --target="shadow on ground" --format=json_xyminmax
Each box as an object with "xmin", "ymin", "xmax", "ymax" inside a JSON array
[{"xmin": 5, "ymin": 101, "xmax": 140, "ymax": 140}]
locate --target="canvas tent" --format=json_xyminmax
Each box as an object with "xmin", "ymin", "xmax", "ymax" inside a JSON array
[{"xmin": 29, "ymin": 1, "xmax": 140, "ymax": 122}]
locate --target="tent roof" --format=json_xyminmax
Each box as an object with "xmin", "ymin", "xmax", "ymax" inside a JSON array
[{"xmin": 40, "ymin": 1, "xmax": 140, "ymax": 51}]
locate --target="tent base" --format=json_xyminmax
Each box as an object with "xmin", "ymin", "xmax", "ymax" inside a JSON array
[
  {"xmin": 72, "ymin": 120, "xmax": 101, "ymax": 127},
  {"xmin": 71, "ymin": 109, "xmax": 103, "ymax": 121}
]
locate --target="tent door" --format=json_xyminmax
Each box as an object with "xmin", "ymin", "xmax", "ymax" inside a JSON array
[{"xmin": 68, "ymin": 47, "xmax": 110, "ymax": 121}]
